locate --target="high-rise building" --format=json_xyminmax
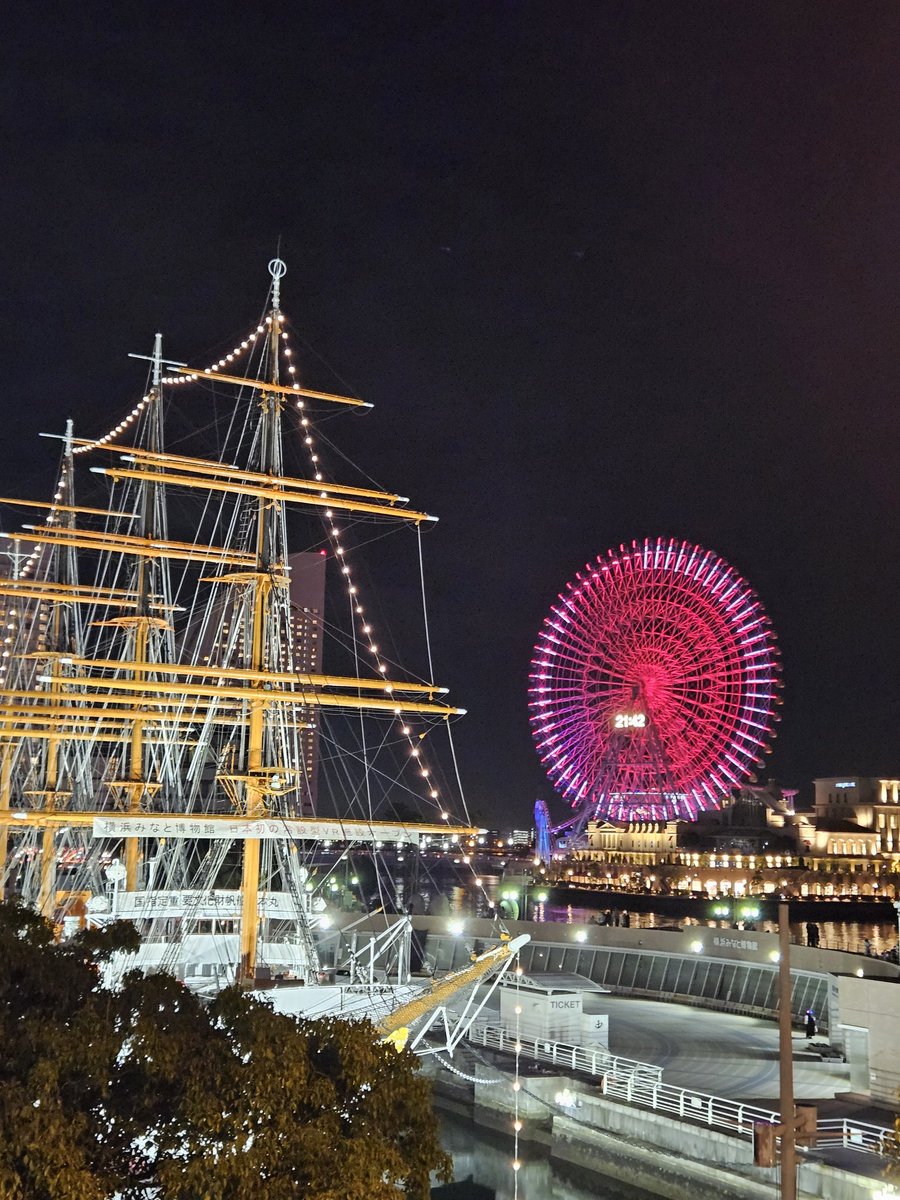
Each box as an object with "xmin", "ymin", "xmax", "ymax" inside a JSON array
[
  {"xmin": 179, "ymin": 549, "xmax": 327, "ymax": 815},
  {"xmin": 287, "ymin": 551, "xmax": 327, "ymax": 815}
]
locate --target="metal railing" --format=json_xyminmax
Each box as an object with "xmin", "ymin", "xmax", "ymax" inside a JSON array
[
  {"xmin": 601, "ymin": 1075, "xmax": 779, "ymax": 1139},
  {"xmin": 814, "ymin": 1118, "xmax": 897, "ymax": 1156},
  {"xmin": 465, "ymin": 1023, "xmax": 895, "ymax": 1156},
  {"xmin": 466, "ymin": 1022, "xmax": 663, "ymax": 1084}
]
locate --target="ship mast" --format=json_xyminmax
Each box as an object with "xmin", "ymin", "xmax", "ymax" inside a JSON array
[
  {"xmin": 105, "ymin": 335, "xmax": 166, "ymax": 891},
  {"xmin": 237, "ymin": 258, "xmax": 289, "ymax": 984},
  {"xmin": 0, "ymin": 260, "xmax": 474, "ymax": 986},
  {"xmin": 34, "ymin": 422, "xmax": 80, "ymax": 915}
]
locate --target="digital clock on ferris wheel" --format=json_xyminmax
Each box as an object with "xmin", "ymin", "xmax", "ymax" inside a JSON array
[{"xmin": 613, "ymin": 712, "xmax": 647, "ymax": 730}]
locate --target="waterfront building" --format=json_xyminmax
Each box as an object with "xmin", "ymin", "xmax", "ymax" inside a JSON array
[{"xmin": 567, "ymin": 777, "xmax": 900, "ymax": 899}]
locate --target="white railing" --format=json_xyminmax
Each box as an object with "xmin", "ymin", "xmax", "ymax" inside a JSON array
[
  {"xmin": 466, "ymin": 1022, "xmax": 662, "ymax": 1084},
  {"xmin": 601, "ymin": 1075, "xmax": 779, "ymax": 1139},
  {"xmin": 465, "ymin": 1024, "xmax": 895, "ymax": 1156},
  {"xmin": 814, "ymin": 1118, "xmax": 897, "ymax": 1156}
]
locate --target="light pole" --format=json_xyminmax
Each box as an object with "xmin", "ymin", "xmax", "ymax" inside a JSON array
[{"xmin": 777, "ymin": 901, "xmax": 797, "ymax": 1200}]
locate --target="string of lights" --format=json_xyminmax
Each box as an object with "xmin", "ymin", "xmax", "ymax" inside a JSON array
[
  {"xmin": 512, "ymin": 964, "xmax": 523, "ymax": 1191},
  {"xmin": 278, "ymin": 316, "xmax": 456, "ymax": 824}
]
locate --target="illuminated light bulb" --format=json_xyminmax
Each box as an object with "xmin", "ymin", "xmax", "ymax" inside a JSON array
[
  {"xmin": 441, "ymin": 811, "xmax": 449, "ymax": 821},
  {"xmin": 411, "ymin": 748, "xmax": 420, "ymax": 758},
  {"xmin": 512, "ymin": 1081, "xmax": 521, "ymax": 1092},
  {"xmin": 350, "ymin": 587, "xmax": 358, "ymax": 595},
  {"xmin": 401, "ymin": 725, "xmax": 410, "ymax": 735},
  {"xmin": 513, "ymin": 1120, "xmax": 522, "ymax": 1132},
  {"xmin": 430, "ymin": 790, "xmax": 438, "ymax": 799}
]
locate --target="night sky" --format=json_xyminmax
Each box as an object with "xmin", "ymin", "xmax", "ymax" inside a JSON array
[{"xmin": 3, "ymin": 4, "xmax": 899, "ymax": 825}]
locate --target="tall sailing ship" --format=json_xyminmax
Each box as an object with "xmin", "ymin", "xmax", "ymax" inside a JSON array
[{"xmin": 0, "ymin": 261, "xmax": 524, "ymax": 1041}]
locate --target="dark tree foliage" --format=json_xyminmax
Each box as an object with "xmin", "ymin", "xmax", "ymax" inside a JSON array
[{"xmin": 0, "ymin": 902, "xmax": 451, "ymax": 1199}]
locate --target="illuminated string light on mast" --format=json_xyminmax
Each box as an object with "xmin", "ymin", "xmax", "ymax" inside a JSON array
[{"xmin": 277, "ymin": 317, "xmax": 461, "ymax": 831}]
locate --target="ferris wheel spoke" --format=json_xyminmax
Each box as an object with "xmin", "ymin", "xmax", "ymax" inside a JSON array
[{"xmin": 530, "ymin": 538, "xmax": 780, "ymax": 824}]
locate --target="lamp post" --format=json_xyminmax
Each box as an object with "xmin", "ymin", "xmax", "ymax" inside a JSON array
[{"xmin": 777, "ymin": 900, "xmax": 797, "ymax": 1200}]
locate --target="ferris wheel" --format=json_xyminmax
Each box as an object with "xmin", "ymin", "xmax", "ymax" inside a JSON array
[{"xmin": 529, "ymin": 538, "xmax": 781, "ymax": 826}]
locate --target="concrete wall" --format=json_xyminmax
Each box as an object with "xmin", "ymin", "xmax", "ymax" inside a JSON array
[
  {"xmin": 316, "ymin": 915, "xmax": 896, "ymax": 1028},
  {"xmin": 839, "ymin": 975, "xmax": 900, "ymax": 1104},
  {"xmin": 439, "ymin": 1065, "xmax": 889, "ymax": 1200}
]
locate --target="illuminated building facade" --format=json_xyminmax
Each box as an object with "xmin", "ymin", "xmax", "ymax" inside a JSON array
[{"xmin": 567, "ymin": 778, "xmax": 900, "ymax": 899}]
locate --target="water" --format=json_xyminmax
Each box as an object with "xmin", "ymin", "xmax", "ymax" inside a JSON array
[
  {"xmin": 421, "ymin": 874, "xmax": 897, "ymax": 958},
  {"xmin": 539, "ymin": 903, "xmax": 897, "ymax": 958},
  {"xmin": 438, "ymin": 1107, "xmax": 663, "ymax": 1199}
]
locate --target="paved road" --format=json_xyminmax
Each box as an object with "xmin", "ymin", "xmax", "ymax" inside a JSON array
[{"xmin": 585, "ymin": 993, "xmax": 851, "ymax": 1103}]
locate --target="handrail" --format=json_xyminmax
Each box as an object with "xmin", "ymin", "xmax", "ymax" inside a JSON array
[
  {"xmin": 466, "ymin": 1022, "xmax": 662, "ymax": 1083},
  {"xmin": 814, "ymin": 1117, "xmax": 897, "ymax": 1155},
  {"xmin": 465, "ymin": 1023, "xmax": 895, "ymax": 1155}
]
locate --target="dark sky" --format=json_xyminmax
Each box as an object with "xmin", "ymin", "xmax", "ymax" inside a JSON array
[{"xmin": 2, "ymin": 3, "xmax": 899, "ymax": 824}]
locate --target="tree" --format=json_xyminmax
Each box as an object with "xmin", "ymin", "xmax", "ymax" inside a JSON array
[
  {"xmin": 0, "ymin": 902, "xmax": 451, "ymax": 1199},
  {"xmin": 882, "ymin": 1112, "xmax": 900, "ymax": 1182}
]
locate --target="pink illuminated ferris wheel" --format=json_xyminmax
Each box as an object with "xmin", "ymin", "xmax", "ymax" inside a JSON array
[{"xmin": 529, "ymin": 538, "xmax": 782, "ymax": 823}]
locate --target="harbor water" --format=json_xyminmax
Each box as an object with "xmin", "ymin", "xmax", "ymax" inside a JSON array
[{"xmin": 438, "ymin": 1106, "xmax": 663, "ymax": 1200}]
